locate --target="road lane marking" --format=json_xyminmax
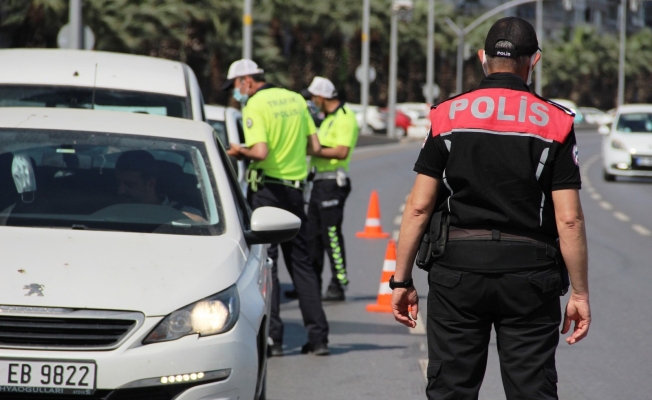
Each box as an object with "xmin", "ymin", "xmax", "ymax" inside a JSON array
[
  {"xmin": 393, "ymin": 230, "xmax": 400, "ymax": 241},
  {"xmin": 394, "ymin": 215, "xmax": 402, "ymax": 225},
  {"xmin": 583, "ymin": 153, "xmax": 651, "ymax": 238},
  {"xmin": 632, "ymin": 225, "xmax": 652, "ymax": 236},
  {"xmin": 419, "ymin": 359, "xmax": 428, "ymax": 382},
  {"xmin": 399, "ymin": 203, "xmax": 406, "ymax": 212},
  {"xmin": 613, "ymin": 211, "xmax": 630, "ymax": 222}
]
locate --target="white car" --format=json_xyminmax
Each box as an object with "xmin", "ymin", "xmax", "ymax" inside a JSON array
[
  {"xmin": 579, "ymin": 107, "xmax": 613, "ymax": 126},
  {"xmin": 398, "ymin": 102, "xmax": 431, "ymax": 138},
  {"xmin": 205, "ymin": 105, "xmax": 247, "ymax": 194},
  {"xmin": 346, "ymin": 103, "xmax": 386, "ymax": 133},
  {"xmin": 0, "ymin": 108, "xmax": 300, "ymax": 400},
  {"xmin": 0, "ymin": 49, "xmax": 206, "ymax": 121},
  {"xmin": 601, "ymin": 104, "xmax": 652, "ymax": 181},
  {"xmin": 550, "ymin": 99, "xmax": 584, "ymax": 124}
]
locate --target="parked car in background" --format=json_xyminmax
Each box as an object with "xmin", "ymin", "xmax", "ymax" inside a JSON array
[
  {"xmin": 551, "ymin": 99, "xmax": 584, "ymax": 125},
  {"xmin": 205, "ymin": 105, "xmax": 247, "ymax": 194},
  {"xmin": 0, "ymin": 107, "xmax": 300, "ymax": 400},
  {"xmin": 601, "ymin": 104, "xmax": 652, "ymax": 181},
  {"xmin": 347, "ymin": 104, "xmax": 386, "ymax": 133},
  {"xmin": 579, "ymin": 107, "xmax": 613, "ymax": 126},
  {"xmin": 397, "ymin": 102, "xmax": 431, "ymax": 138},
  {"xmin": 0, "ymin": 49, "xmax": 206, "ymax": 121}
]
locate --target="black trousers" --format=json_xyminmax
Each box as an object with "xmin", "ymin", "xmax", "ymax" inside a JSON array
[
  {"xmin": 307, "ymin": 178, "xmax": 351, "ymax": 289},
  {"xmin": 426, "ymin": 245, "xmax": 562, "ymax": 400},
  {"xmin": 248, "ymin": 183, "xmax": 329, "ymax": 346}
]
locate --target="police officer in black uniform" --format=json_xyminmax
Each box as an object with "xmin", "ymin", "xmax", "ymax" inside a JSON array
[{"xmin": 390, "ymin": 17, "xmax": 591, "ymax": 399}]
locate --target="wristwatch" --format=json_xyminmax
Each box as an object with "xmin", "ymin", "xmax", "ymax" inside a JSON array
[{"xmin": 389, "ymin": 275, "xmax": 413, "ymax": 289}]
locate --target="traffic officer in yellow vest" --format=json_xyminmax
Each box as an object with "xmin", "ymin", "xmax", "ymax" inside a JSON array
[
  {"xmin": 305, "ymin": 77, "xmax": 359, "ymax": 301},
  {"xmin": 223, "ymin": 59, "xmax": 330, "ymax": 356}
]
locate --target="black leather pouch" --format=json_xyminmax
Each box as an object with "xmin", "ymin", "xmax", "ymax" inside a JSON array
[{"xmin": 416, "ymin": 210, "xmax": 450, "ymax": 271}]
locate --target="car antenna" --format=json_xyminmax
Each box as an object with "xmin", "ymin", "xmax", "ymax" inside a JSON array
[{"xmin": 91, "ymin": 63, "xmax": 98, "ymax": 110}]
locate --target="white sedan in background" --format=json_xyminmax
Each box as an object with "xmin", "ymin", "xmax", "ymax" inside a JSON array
[
  {"xmin": 601, "ymin": 104, "xmax": 652, "ymax": 181},
  {"xmin": 0, "ymin": 49, "xmax": 206, "ymax": 121},
  {"xmin": 0, "ymin": 108, "xmax": 299, "ymax": 400}
]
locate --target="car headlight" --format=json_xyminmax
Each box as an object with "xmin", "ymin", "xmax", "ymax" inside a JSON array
[
  {"xmin": 143, "ymin": 285, "xmax": 240, "ymax": 344},
  {"xmin": 611, "ymin": 139, "xmax": 627, "ymax": 150}
]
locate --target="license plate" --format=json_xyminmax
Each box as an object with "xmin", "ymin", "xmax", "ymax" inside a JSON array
[
  {"xmin": 0, "ymin": 359, "xmax": 96, "ymax": 396},
  {"xmin": 635, "ymin": 157, "xmax": 652, "ymax": 166}
]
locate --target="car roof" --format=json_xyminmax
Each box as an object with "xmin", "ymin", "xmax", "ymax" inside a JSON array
[
  {"xmin": 204, "ymin": 104, "xmax": 226, "ymax": 121},
  {"xmin": 0, "ymin": 108, "xmax": 213, "ymax": 141},
  {"xmin": 616, "ymin": 104, "xmax": 652, "ymax": 114},
  {"xmin": 0, "ymin": 49, "xmax": 187, "ymax": 97}
]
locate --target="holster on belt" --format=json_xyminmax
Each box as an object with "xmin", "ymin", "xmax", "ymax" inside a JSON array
[{"xmin": 415, "ymin": 210, "xmax": 450, "ymax": 272}]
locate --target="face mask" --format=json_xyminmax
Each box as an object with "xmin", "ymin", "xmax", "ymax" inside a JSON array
[
  {"xmin": 482, "ymin": 51, "xmax": 489, "ymax": 76},
  {"xmin": 233, "ymin": 88, "xmax": 249, "ymax": 104},
  {"xmin": 526, "ymin": 53, "xmax": 537, "ymax": 86}
]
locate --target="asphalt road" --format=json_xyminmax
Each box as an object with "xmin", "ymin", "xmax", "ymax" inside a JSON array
[{"xmin": 267, "ymin": 129, "xmax": 652, "ymax": 400}]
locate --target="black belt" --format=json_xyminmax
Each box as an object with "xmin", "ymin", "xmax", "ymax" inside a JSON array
[
  {"xmin": 437, "ymin": 226, "xmax": 560, "ymax": 272},
  {"xmin": 264, "ymin": 176, "xmax": 306, "ymax": 190}
]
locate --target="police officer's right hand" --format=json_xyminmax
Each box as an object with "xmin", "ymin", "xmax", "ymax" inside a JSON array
[
  {"xmin": 561, "ymin": 293, "xmax": 591, "ymax": 345},
  {"xmin": 392, "ymin": 287, "xmax": 419, "ymax": 329}
]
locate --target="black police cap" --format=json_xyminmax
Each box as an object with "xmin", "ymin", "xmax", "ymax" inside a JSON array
[{"xmin": 484, "ymin": 17, "xmax": 539, "ymax": 58}]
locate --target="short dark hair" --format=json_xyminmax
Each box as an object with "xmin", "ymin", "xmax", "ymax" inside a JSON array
[
  {"xmin": 486, "ymin": 40, "xmax": 531, "ymax": 71},
  {"xmin": 115, "ymin": 150, "xmax": 158, "ymax": 181},
  {"xmin": 248, "ymin": 73, "xmax": 266, "ymax": 83}
]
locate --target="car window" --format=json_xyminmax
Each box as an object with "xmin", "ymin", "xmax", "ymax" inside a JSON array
[
  {"xmin": 207, "ymin": 119, "xmax": 228, "ymax": 148},
  {"xmin": 0, "ymin": 85, "xmax": 189, "ymax": 119},
  {"xmin": 616, "ymin": 113, "xmax": 652, "ymax": 133},
  {"xmin": 235, "ymin": 116, "xmax": 245, "ymax": 144},
  {"xmin": 0, "ymin": 128, "xmax": 224, "ymax": 236},
  {"xmin": 214, "ymin": 137, "xmax": 250, "ymax": 231}
]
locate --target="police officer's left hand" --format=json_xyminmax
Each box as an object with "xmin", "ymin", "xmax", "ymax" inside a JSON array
[{"xmin": 391, "ymin": 287, "xmax": 419, "ymax": 328}]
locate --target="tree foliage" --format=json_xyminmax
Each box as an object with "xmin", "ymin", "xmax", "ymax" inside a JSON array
[{"xmin": 2, "ymin": 0, "xmax": 652, "ymax": 108}]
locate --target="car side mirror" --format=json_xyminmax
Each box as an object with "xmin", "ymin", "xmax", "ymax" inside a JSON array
[
  {"xmin": 245, "ymin": 206, "xmax": 301, "ymax": 245},
  {"xmin": 598, "ymin": 125, "xmax": 611, "ymax": 135}
]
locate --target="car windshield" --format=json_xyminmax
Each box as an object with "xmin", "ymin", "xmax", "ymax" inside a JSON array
[
  {"xmin": 0, "ymin": 85, "xmax": 189, "ymax": 119},
  {"xmin": 0, "ymin": 128, "xmax": 224, "ymax": 236},
  {"xmin": 616, "ymin": 113, "xmax": 652, "ymax": 133}
]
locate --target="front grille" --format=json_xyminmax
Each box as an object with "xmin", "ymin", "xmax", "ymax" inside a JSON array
[{"xmin": 0, "ymin": 311, "xmax": 143, "ymax": 350}]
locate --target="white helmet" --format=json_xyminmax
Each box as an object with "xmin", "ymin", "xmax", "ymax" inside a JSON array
[
  {"xmin": 307, "ymin": 76, "xmax": 338, "ymax": 99},
  {"xmin": 221, "ymin": 59, "xmax": 264, "ymax": 89}
]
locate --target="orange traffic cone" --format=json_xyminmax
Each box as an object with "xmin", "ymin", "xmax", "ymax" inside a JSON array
[
  {"xmin": 356, "ymin": 190, "xmax": 390, "ymax": 239},
  {"xmin": 366, "ymin": 239, "xmax": 397, "ymax": 313}
]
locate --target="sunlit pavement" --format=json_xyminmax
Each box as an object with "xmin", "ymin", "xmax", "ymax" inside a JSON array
[{"xmin": 267, "ymin": 129, "xmax": 652, "ymax": 400}]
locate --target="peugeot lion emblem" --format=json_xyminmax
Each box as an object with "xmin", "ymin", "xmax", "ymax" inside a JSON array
[{"xmin": 24, "ymin": 283, "xmax": 45, "ymax": 297}]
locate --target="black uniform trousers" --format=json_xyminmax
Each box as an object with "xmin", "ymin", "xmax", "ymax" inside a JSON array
[
  {"xmin": 247, "ymin": 183, "xmax": 329, "ymax": 346},
  {"xmin": 307, "ymin": 178, "xmax": 351, "ymax": 289},
  {"xmin": 426, "ymin": 243, "xmax": 562, "ymax": 400}
]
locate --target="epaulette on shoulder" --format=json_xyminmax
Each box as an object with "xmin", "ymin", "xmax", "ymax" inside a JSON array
[
  {"xmin": 431, "ymin": 88, "xmax": 477, "ymax": 110},
  {"xmin": 534, "ymin": 94, "xmax": 576, "ymax": 117}
]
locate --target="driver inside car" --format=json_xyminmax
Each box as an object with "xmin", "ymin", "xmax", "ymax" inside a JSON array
[{"xmin": 115, "ymin": 150, "xmax": 206, "ymax": 223}]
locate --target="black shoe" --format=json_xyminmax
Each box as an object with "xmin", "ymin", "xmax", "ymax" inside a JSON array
[
  {"xmin": 323, "ymin": 285, "xmax": 345, "ymax": 301},
  {"xmin": 284, "ymin": 289, "xmax": 299, "ymax": 299},
  {"xmin": 267, "ymin": 342, "xmax": 283, "ymax": 357},
  {"xmin": 301, "ymin": 342, "xmax": 330, "ymax": 356}
]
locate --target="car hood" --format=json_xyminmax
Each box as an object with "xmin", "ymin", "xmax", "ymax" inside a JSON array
[
  {"xmin": 0, "ymin": 227, "xmax": 245, "ymax": 316},
  {"xmin": 612, "ymin": 132, "xmax": 652, "ymax": 155}
]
